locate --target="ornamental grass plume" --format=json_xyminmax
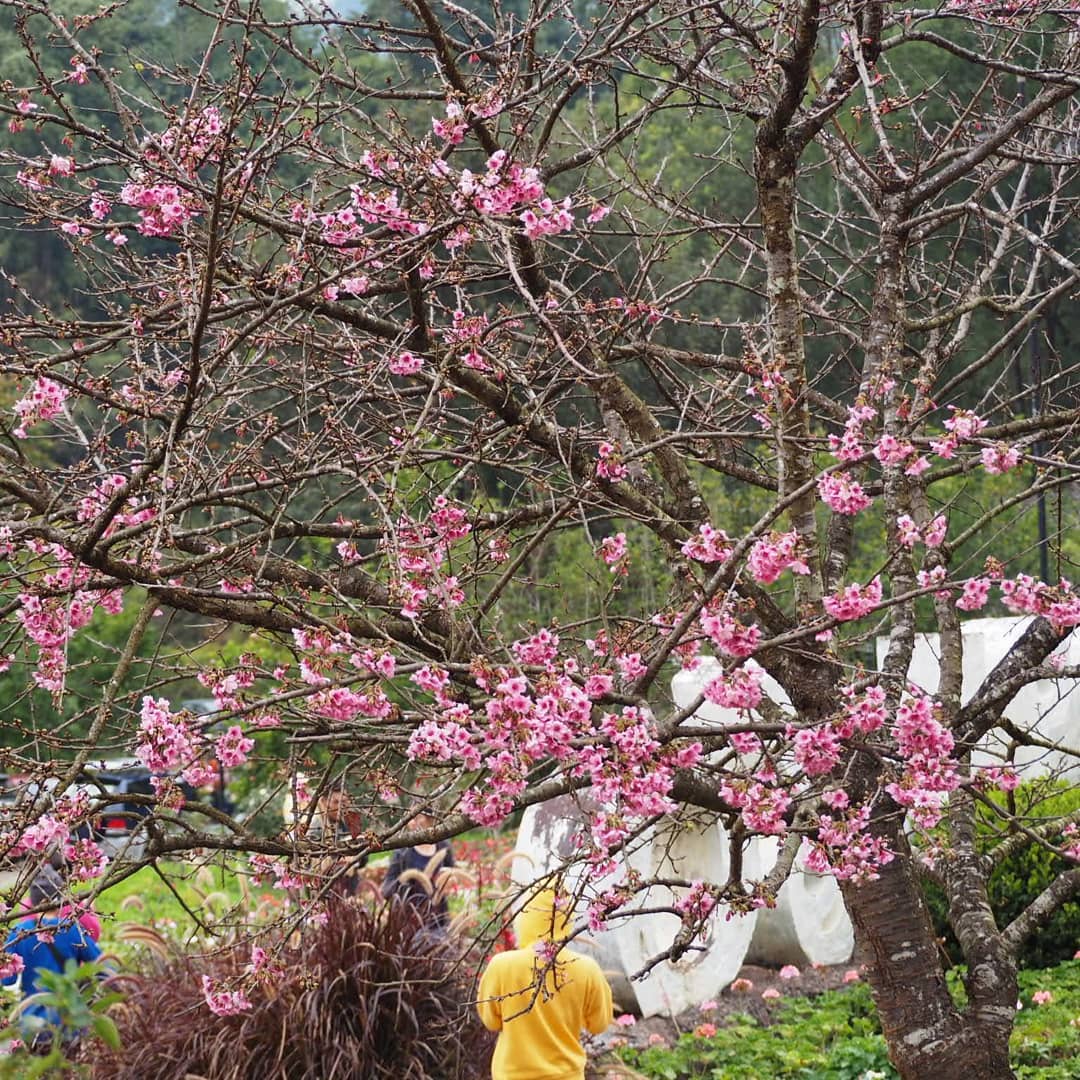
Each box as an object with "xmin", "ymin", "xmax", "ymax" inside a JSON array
[{"xmin": 88, "ymin": 899, "xmax": 493, "ymax": 1079}]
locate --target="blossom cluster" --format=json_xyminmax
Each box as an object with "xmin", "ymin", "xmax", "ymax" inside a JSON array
[
  {"xmin": 804, "ymin": 806, "xmax": 895, "ymax": 883},
  {"xmin": 817, "ymin": 472, "xmax": 871, "ymax": 515},
  {"xmin": 596, "ymin": 441, "xmax": 629, "ymax": 481},
  {"xmin": 12, "ymin": 377, "xmax": 69, "ymax": 438},
  {"xmin": 681, "ymin": 523, "xmax": 731, "ymax": 564},
  {"xmin": 823, "ymin": 576, "xmax": 883, "ymax": 622},
  {"xmin": 747, "ymin": 530, "xmax": 809, "ymax": 584},
  {"xmin": 201, "ymin": 975, "xmax": 252, "ymax": 1016},
  {"xmin": 884, "ymin": 691, "xmax": 959, "ymax": 830},
  {"xmin": 1000, "ymin": 574, "xmax": 1080, "ymax": 631},
  {"xmin": 119, "ymin": 179, "xmax": 199, "ymax": 238},
  {"xmin": 405, "ymin": 632, "xmax": 697, "ymax": 863},
  {"xmin": 16, "ymin": 542, "xmax": 123, "ymax": 692},
  {"xmin": 820, "ymin": 403, "xmax": 1021, "ymax": 516},
  {"xmin": 371, "ymin": 497, "xmax": 473, "ymax": 619}
]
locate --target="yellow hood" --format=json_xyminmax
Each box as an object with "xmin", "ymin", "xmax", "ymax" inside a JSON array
[{"xmin": 514, "ymin": 889, "xmax": 573, "ymax": 948}]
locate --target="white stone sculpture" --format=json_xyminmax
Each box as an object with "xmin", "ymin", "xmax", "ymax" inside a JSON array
[
  {"xmin": 874, "ymin": 616, "xmax": 1080, "ymax": 778},
  {"xmin": 512, "ymin": 795, "xmax": 761, "ymax": 1017},
  {"xmin": 670, "ymin": 656, "xmax": 856, "ymax": 970},
  {"xmin": 745, "ymin": 837, "xmax": 855, "ymax": 968}
]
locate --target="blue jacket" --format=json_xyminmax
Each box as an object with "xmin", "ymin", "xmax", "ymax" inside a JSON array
[{"xmin": 3, "ymin": 916, "xmax": 101, "ymax": 1031}]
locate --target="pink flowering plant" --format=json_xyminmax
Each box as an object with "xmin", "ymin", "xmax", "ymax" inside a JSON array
[{"xmin": 1, "ymin": 2, "xmax": 1080, "ymax": 1077}]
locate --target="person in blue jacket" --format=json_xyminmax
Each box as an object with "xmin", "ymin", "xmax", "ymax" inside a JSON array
[{"xmin": 2, "ymin": 866, "xmax": 102, "ymax": 1050}]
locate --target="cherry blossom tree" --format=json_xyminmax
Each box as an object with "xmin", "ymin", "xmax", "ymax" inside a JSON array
[{"xmin": 1, "ymin": 0, "xmax": 1080, "ymax": 1075}]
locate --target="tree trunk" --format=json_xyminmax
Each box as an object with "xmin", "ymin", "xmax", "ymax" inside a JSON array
[{"xmin": 840, "ymin": 800, "xmax": 1016, "ymax": 1080}]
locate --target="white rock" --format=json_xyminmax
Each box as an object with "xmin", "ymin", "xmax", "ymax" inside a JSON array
[
  {"xmin": 512, "ymin": 795, "xmax": 761, "ymax": 1017},
  {"xmin": 670, "ymin": 658, "xmax": 855, "ymax": 970},
  {"xmin": 875, "ymin": 616, "xmax": 1080, "ymax": 778},
  {"xmin": 745, "ymin": 836, "xmax": 854, "ymax": 968}
]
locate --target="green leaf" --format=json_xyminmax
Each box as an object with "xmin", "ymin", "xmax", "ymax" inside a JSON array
[{"xmin": 93, "ymin": 1012, "xmax": 122, "ymax": 1050}]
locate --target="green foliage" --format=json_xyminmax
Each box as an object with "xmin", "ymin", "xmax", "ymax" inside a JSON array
[
  {"xmin": 615, "ymin": 985, "xmax": 898, "ymax": 1080},
  {"xmin": 924, "ymin": 781, "xmax": 1080, "ymax": 970},
  {"xmin": 0, "ymin": 957, "xmax": 122, "ymax": 1078},
  {"xmin": 615, "ymin": 962, "xmax": 1080, "ymax": 1079},
  {"xmin": 1012, "ymin": 961, "xmax": 1080, "ymax": 1077},
  {"xmin": 91, "ymin": 861, "xmax": 252, "ymax": 958}
]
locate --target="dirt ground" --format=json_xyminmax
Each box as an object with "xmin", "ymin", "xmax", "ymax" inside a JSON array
[{"xmin": 592, "ymin": 962, "xmax": 863, "ymax": 1053}]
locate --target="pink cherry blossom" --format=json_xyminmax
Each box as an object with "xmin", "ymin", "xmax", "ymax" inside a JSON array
[
  {"xmin": 828, "ymin": 403, "xmax": 875, "ymax": 461},
  {"xmin": 873, "ymin": 434, "xmax": 916, "ymax": 467},
  {"xmin": 943, "ymin": 407, "xmax": 987, "ymax": 440},
  {"xmin": 136, "ymin": 695, "xmax": 199, "ymax": 772},
  {"xmin": 700, "ymin": 610, "xmax": 761, "ymax": 657},
  {"xmin": 201, "ymin": 975, "xmax": 252, "ymax": 1016},
  {"xmin": 792, "ymin": 725, "xmax": 843, "ymax": 777},
  {"xmin": 12, "ymin": 377, "xmax": 67, "ymax": 437},
  {"xmin": 596, "ymin": 441, "xmax": 629, "ymax": 481},
  {"xmin": 703, "ymin": 664, "xmax": 763, "ymax": 709},
  {"xmin": 923, "ymin": 515, "xmax": 947, "ymax": 548},
  {"xmin": 896, "ymin": 514, "xmax": 921, "ymax": 549},
  {"xmin": 599, "ymin": 532, "xmax": 628, "ymax": 572},
  {"xmin": 49, "ymin": 154, "xmax": 75, "ymax": 176},
  {"xmin": 956, "ymin": 576, "xmax": 991, "ymax": 611},
  {"xmin": 981, "ymin": 443, "xmax": 1022, "ymax": 474},
  {"xmin": 823, "ymin": 576, "xmax": 882, "ymax": 621},
  {"xmin": 64, "ymin": 838, "xmax": 109, "ymax": 881},
  {"xmin": 818, "ymin": 473, "xmax": 872, "ymax": 515},
  {"xmin": 388, "ymin": 351, "xmax": 424, "ymax": 375},
  {"xmin": 682, "ymin": 523, "xmax": 731, "ymax": 564},
  {"xmin": 0, "ymin": 953, "xmax": 25, "ymax": 980},
  {"xmin": 747, "ymin": 530, "xmax": 809, "ymax": 583},
  {"xmin": 215, "ymin": 725, "xmax": 255, "ymax": 767}
]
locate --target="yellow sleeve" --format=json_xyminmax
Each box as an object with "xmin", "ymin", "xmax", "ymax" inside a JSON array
[
  {"xmin": 583, "ymin": 960, "xmax": 614, "ymax": 1035},
  {"xmin": 477, "ymin": 959, "xmax": 504, "ymax": 1032}
]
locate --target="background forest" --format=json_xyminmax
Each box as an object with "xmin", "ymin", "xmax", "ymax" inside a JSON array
[{"xmin": 1, "ymin": 0, "xmax": 1077, "ymax": 749}]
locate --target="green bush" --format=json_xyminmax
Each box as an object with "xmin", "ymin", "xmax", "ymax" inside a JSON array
[
  {"xmin": 1013, "ymin": 959, "xmax": 1080, "ymax": 1077},
  {"xmin": 924, "ymin": 781, "xmax": 1080, "ymax": 969}
]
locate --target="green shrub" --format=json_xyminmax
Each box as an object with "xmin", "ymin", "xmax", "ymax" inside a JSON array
[
  {"xmin": 1012, "ymin": 959, "xmax": 1080, "ymax": 1076},
  {"xmin": 924, "ymin": 781, "xmax": 1080, "ymax": 970}
]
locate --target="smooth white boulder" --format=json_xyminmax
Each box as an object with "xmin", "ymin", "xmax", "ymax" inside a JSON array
[
  {"xmin": 512, "ymin": 796, "xmax": 761, "ymax": 1017},
  {"xmin": 618, "ymin": 815, "xmax": 761, "ymax": 1017},
  {"xmin": 874, "ymin": 616, "xmax": 1080, "ymax": 778},
  {"xmin": 671, "ymin": 658, "xmax": 786, "ymax": 771},
  {"xmin": 670, "ymin": 657, "xmax": 856, "ymax": 970},
  {"xmin": 745, "ymin": 837, "xmax": 854, "ymax": 968}
]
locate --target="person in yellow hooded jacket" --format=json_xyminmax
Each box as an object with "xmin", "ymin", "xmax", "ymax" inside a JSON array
[{"xmin": 477, "ymin": 888, "xmax": 614, "ymax": 1080}]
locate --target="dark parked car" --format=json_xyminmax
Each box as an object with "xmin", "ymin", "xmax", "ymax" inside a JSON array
[{"xmin": 78, "ymin": 762, "xmax": 234, "ymax": 859}]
